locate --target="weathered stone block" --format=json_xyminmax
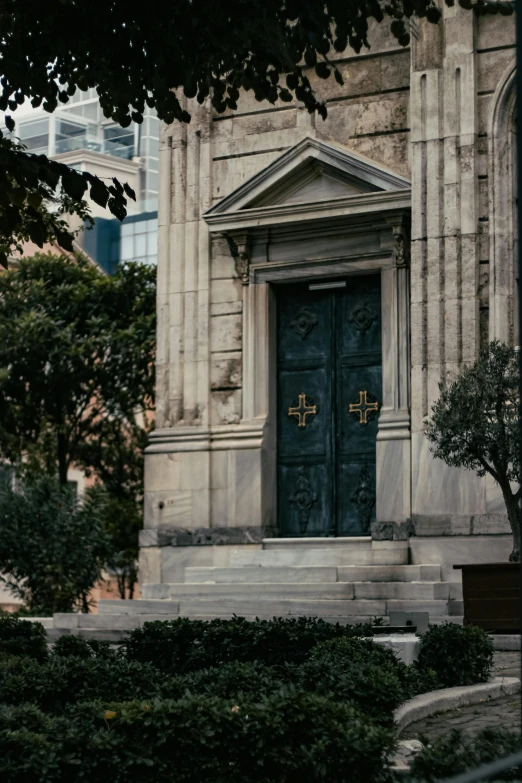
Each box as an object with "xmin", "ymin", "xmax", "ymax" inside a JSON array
[{"xmin": 210, "ymin": 353, "xmax": 242, "ymax": 389}]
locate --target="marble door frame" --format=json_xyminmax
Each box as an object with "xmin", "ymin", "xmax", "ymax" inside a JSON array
[{"xmin": 237, "ymin": 229, "xmax": 412, "ymax": 534}]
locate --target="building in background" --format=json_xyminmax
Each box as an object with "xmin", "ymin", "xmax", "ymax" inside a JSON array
[{"xmin": 16, "ymin": 88, "xmax": 159, "ymax": 273}]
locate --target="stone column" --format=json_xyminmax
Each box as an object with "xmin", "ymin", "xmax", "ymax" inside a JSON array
[
  {"xmin": 140, "ymin": 103, "xmax": 214, "ymax": 583},
  {"xmin": 410, "ymin": 6, "xmax": 484, "ymax": 527}
]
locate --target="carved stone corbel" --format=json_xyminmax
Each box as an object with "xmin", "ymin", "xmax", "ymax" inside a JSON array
[
  {"xmin": 224, "ymin": 232, "xmax": 251, "ymax": 285},
  {"xmin": 391, "ymin": 223, "xmax": 410, "ymax": 267}
]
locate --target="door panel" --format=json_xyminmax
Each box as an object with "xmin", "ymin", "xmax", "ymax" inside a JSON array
[
  {"xmin": 276, "ymin": 276, "xmax": 382, "ymax": 537},
  {"xmin": 277, "ymin": 287, "xmax": 332, "ymax": 537}
]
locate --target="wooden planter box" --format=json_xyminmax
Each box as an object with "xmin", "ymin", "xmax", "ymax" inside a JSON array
[{"xmin": 454, "ymin": 563, "xmax": 520, "ymax": 633}]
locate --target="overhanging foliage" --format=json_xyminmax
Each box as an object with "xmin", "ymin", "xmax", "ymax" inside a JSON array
[{"xmin": 0, "ymin": 0, "xmax": 513, "ymax": 262}]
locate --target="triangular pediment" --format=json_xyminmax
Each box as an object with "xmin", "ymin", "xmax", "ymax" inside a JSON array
[{"xmin": 205, "ymin": 137, "xmax": 409, "ymax": 217}]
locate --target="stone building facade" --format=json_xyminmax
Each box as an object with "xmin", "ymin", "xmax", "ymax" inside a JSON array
[{"xmin": 140, "ymin": 7, "xmax": 517, "ymax": 585}]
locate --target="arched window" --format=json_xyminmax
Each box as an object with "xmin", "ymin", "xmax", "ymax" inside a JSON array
[{"xmin": 489, "ymin": 60, "xmax": 517, "ymax": 346}]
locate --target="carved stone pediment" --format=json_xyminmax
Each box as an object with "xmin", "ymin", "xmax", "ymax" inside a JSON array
[{"xmin": 204, "ymin": 136, "xmax": 410, "ymax": 233}]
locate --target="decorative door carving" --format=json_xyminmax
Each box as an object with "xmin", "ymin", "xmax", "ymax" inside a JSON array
[{"xmin": 277, "ymin": 276, "xmax": 381, "ymax": 536}]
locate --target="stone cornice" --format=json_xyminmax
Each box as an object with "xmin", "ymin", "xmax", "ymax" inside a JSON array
[
  {"xmin": 205, "ymin": 189, "xmax": 411, "ymax": 233},
  {"xmin": 146, "ymin": 422, "xmax": 266, "ymax": 453}
]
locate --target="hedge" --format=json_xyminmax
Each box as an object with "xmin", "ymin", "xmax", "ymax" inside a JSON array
[
  {"xmin": 0, "ymin": 616, "xmax": 47, "ymax": 662},
  {"xmin": 0, "ymin": 693, "xmax": 396, "ymax": 783},
  {"xmin": 123, "ymin": 615, "xmax": 373, "ymax": 673}
]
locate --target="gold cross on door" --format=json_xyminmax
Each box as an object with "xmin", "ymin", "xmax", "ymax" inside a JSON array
[
  {"xmin": 288, "ymin": 393, "xmax": 317, "ymax": 428},
  {"xmin": 349, "ymin": 390, "xmax": 379, "ymax": 424}
]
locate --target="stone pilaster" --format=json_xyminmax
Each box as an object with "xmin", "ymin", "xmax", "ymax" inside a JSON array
[{"xmin": 410, "ymin": 7, "xmax": 484, "ymax": 518}]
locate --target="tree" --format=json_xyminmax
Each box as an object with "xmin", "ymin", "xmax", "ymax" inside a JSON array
[
  {"xmin": 0, "ymin": 0, "xmax": 512, "ymax": 259},
  {"xmin": 79, "ymin": 419, "xmax": 152, "ymax": 600},
  {"xmin": 0, "ymin": 475, "xmax": 110, "ymax": 614},
  {"xmin": 0, "ymin": 252, "xmax": 155, "ymax": 485},
  {"xmin": 425, "ymin": 341, "xmax": 520, "ymax": 561}
]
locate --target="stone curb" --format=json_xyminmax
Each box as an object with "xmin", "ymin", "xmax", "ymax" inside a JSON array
[
  {"xmin": 492, "ymin": 635, "xmax": 521, "ymax": 651},
  {"xmin": 394, "ymin": 677, "xmax": 520, "ymax": 734}
]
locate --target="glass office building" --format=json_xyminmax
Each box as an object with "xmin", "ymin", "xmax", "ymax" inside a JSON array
[{"xmin": 16, "ymin": 89, "xmax": 159, "ymax": 272}]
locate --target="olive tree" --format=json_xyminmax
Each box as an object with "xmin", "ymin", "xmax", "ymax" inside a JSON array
[{"xmin": 425, "ymin": 341, "xmax": 520, "ymax": 561}]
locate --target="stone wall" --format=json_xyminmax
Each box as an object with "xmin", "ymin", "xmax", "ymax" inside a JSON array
[
  {"xmin": 409, "ymin": 8, "xmax": 516, "ymax": 521},
  {"xmin": 142, "ymin": 8, "xmax": 517, "ymax": 584}
]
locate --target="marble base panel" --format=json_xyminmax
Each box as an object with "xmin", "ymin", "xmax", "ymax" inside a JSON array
[
  {"xmin": 376, "ymin": 436, "xmax": 411, "ymax": 523},
  {"xmin": 410, "ymin": 535, "xmax": 513, "ymax": 582},
  {"xmin": 411, "ymin": 432, "xmax": 486, "ymax": 517},
  {"xmin": 144, "ymin": 446, "xmax": 270, "ymax": 530}
]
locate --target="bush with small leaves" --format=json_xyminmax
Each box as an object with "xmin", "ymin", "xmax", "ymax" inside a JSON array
[
  {"xmin": 51, "ymin": 635, "xmax": 116, "ymax": 661},
  {"xmin": 416, "ymin": 623, "xmax": 493, "ymax": 687},
  {"xmin": 410, "ymin": 727, "xmax": 521, "ymax": 782},
  {"xmin": 0, "ymin": 654, "xmax": 170, "ymax": 713},
  {"xmin": 0, "ymin": 692, "xmax": 396, "ymax": 783},
  {"xmin": 0, "ymin": 616, "xmax": 48, "ymax": 662},
  {"xmin": 123, "ymin": 616, "xmax": 365, "ymax": 674}
]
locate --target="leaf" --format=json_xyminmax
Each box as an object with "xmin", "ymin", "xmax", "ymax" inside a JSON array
[
  {"xmin": 104, "ymin": 710, "xmax": 117, "ymax": 720},
  {"xmin": 5, "ymin": 116, "xmax": 14, "ymax": 133},
  {"xmin": 123, "ymin": 183, "xmax": 136, "ymax": 201},
  {"xmin": 89, "ymin": 178, "xmax": 109, "ymax": 209},
  {"xmin": 61, "ymin": 170, "xmax": 88, "ymax": 202}
]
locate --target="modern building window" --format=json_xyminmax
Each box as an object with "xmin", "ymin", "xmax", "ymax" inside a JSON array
[
  {"xmin": 120, "ymin": 216, "xmax": 158, "ymax": 265},
  {"xmin": 18, "ymin": 119, "xmax": 50, "ymax": 154},
  {"xmin": 103, "ymin": 123, "xmax": 135, "ymax": 159}
]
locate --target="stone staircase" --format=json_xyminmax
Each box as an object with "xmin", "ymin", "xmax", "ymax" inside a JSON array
[{"xmin": 51, "ymin": 538, "xmax": 464, "ymax": 641}]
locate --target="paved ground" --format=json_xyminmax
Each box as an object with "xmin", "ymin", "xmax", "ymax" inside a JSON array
[{"xmin": 401, "ymin": 652, "xmax": 521, "ymax": 741}]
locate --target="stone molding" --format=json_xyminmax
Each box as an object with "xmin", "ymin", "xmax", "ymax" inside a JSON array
[
  {"xmin": 205, "ymin": 189, "xmax": 411, "ymax": 233},
  {"xmin": 412, "ymin": 514, "xmax": 511, "ymax": 537},
  {"xmin": 145, "ymin": 422, "xmax": 265, "ymax": 453},
  {"xmin": 488, "ymin": 57, "xmax": 517, "ymax": 345},
  {"xmin": 139, "ymin": 526, "xmax": 272, "ymax": 548}
]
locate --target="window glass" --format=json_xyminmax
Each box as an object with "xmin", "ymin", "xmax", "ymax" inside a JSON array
[
  {"xmin": 135, "ymin": 232, "xmax": 147, "ymax": 256},
  {"xmin": 120, "ymin": 236, "xmax": 134, "ymax": 260},
  {"xmin": 148, "ymin": 231, "xmax": 158, "ymax": 256}
]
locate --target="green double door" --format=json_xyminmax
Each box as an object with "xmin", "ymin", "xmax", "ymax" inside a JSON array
[{"xmin": 277, "ymin": 275, "xmax": 382, "ymax": 537}]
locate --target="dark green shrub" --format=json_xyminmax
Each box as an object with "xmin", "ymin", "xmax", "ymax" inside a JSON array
[
  {"xmin": 289, "ymin": 657, "xmax": 405, "ymax": 724},
  {"xmin": 416, "ymin": 622, "xmax": 493, "ymax": 687},
  {"xmin": 0, "ymin": 692, "xmax": 396, "ymax": 783},
  {"xmin": 410, "ymin": 727, "xmax": 521, "ymax": 782},
  {"xmin": 174, "ymin": 655, "xmax": 406, "ymax": 724},
  {"xmin": 176, "ymin": 660, "xmax": 286, "ymax": 701},
  {"xmin": 0, "ymin": 616, "xmax": 48, "ymax": 662},
  {"xmin": 51, "ymin": 634, "xmax": 116, "ymax": 660},
  {"xmin": 123, "ymin": 615, "xmax": 362, "ymax": 674},
  {"xmin": 0, "ymin": 654, "xmax": 169, "ymax": 713}
]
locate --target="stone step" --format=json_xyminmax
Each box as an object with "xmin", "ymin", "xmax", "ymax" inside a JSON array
[
  {"xmin": 262, "ymin": 537, "xmax": 372, "ymax": 550},
  {"xmin": 141, "ymin": 581, "xmax": 448, "ymax": 602},
  {"xmin": 229, "ymin": 545, "xmax": 408, "ymax": 568},
  {"xmin": 337, "ymin": 565, "xmax": 441, "ymax": 582},
  {"xmin": 448, "ymin": 582, "xmax": 463, "ymax": 600},
  {"xmin": 448, "ymin": 599, "xmax": 464, "ymax": 615},
  {"xmin": 175, "ymin": 597, "xmax": 388, "ymax": 617},
  {"xmin": 352, "ymin": 582, "xmax": 449, "ymax": 600},
  {"xmin": 182, "ymin": 564, "xmax": 441, "ymax": 585},
  {"xmin": 385, "ymin": 599, "xmax": 449, "ymax": 615},
  {"xmin": 98, "ymin": 599, "xmax": 181, "ymax": 614},
  {"xmin": 142, "ymin": 583, "xmax": 357, "ymax": 601},
  {"xmin": 184, "ymin": 566, "xmax": 339, "ymax": 584}
]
